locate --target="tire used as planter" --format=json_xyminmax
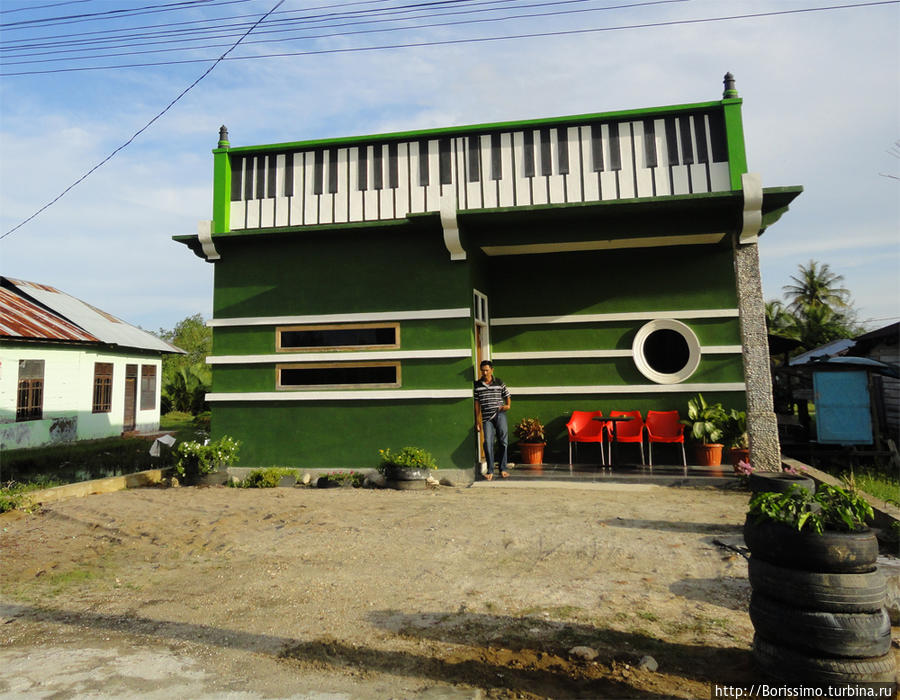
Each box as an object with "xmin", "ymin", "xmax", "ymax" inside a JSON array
[
  {"xmin": 381, "ymin": 465, "xmax": 429, "ymax": 490},
  {"xmin": 744, "ymin": 516, "xmax": 879, "ymax": 573},
  {"xmin": 748, "ymin": 472, "xmax": 815, "ymax": 496},
  {"xmin": 753, "ymin": 634, "xmax": 898, "ymax": 686},
  {"xmin": 750, "ymin": 592, "xmax": 892, "ymax": 659},
  {"xmin": 748, "ymin": 557, "xmax": 887, "ymax": 613}
]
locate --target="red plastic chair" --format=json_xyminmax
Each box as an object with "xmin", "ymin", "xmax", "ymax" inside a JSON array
[
  {"xmin": 565, "ymin": 410, "xmax": 607, "ymax": 466},
  {"xmin": 607, "ymin": 410, "xmax": 645, "ymax": 465},
  {"xmin": 645, "ymin": 410, "xmax": 687, "ymax": 469}
]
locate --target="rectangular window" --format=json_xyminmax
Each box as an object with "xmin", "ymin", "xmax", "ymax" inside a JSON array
[
  {"xmin": 16, "ymin": 359, "xmax": 44, "ymax": 422},
  {"xmin": 140, "ymin": 365, "xmax": 156, "ymax": 411},
  {"xmin": 277, "ymin": 362, "xmax": 400, "ymax": 389},
  {"xmin": 92, "ymin": 362, "xmax": 113, "ymax": 413},
  {"xmin": 277, "ymin": 323, "xmax": 400, "ymax": 352}
]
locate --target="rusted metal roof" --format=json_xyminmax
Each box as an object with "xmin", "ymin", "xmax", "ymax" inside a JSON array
[
  {"xmin": 0, "ymin": 287, "xmax": 98, "ymax": 342},
  {"xmin": 0, "ymin": 277, "xmax": 182, "ymax": 354}
]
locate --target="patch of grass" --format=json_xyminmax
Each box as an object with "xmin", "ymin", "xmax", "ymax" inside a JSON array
[
  {"xmin": 232, "ymin": 468, "xmax": 296, "ymax": 488},
  {"xmin": 848, "ymin": 470, "xmax": 900, "ymax": 506},
  {"xmin": 0, "ymin": 477, "xmax": 64, "ymax": 513},
  {"xmin": 635, "ymin": 610, "xmax": 660, "ymax": 622}
]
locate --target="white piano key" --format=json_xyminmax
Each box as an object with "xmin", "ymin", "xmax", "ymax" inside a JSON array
[
  {"xmin": 513, "ymin": 131, "xmax": 532, "ymax": 206},
  {"xmin": 378, "ymin": 144, "xmax": 393, "ymax": 219},
  {"xmin": 332, "ymin": 148, "xmax": 348, "ymax": 223},
  {"xmin": 670, "ymin": 119, "xmax": 690, "ymax": 195},
  {"xmin": 547, "ymin": 128, "xmax": 565, "ymax": 204},
  {"xmin": 348, "ymin": 146, "xmax": 364, "ymax": 221},
  {"xmin": 274, "ymin": 154, "xmax": 289, "ymax": 227},
  {"xmin": 246, "ymin": 199, "xmax": 261, "ymax": 229},
  {"xmin": 303, "ymin": 152, "xmax": 318, "ymax": 225},
  {"xmin": 632, "ymin": 121, "xmax": 654, "ymax": 198},
  {"xmin": 318, "ymin": 152, "xmax": 335, "ymax": 225},
  {"xmin": 260, "ymin": 196, "xmax": 275, "ymax": 228},
  {"xmin": 364, "ymin": 145, "xmax": 379, "ymax": 220},
  {"xmin": 480, "ymin": 134, "xmax": 497, "ymax": 209},
  {"xmin": 229, "ymin": 201, "xmax": 245, "ymax": 230},
  {"xmin": 531, "ymin": 130, "xmax": 549, "ymax": 206},
  {"xmin": 409, "ymin": 141, "xmax": 425, "ymax": 214},
  {"xmin": 617, "ymin": 122, "xmax": 636, "ymax": 200},
  {"xmin": 289, "ymin": 152, "xmax": 305, "ymax": 226},
  {"xmin": 688, "ymin": 116, "xmax": 708, "ymax": 193},
  {"xmin": 425, "ymin": 139, "xmax": 441, "ymax": 212},
  {"xmin": 465, "ymin": 136, "xmax": 483, "ymax": 210},
  {"xmin": 395, "ymin": 142, "xmax": 411, "ymax": 218},
  {"xmin": 652, "ymin": 118, "xmax": 671, "ymax": 197},
  {"xmin": 599, "ymin": 124, "xmax": 618, "ymax": 200},
  {"xmin": 565, "ymin": 126, "xmax": 582, "ymax": 204},
  {"xmin": 709, "ymin": 162, "xmax": 731, "ymax": 191},
  {"xmin": 498, "ymin": 132, "xmax": 515, "ymax": 207},
  {"xmin": 452, "ymin": 137, "xmax": 465, "ymax": 209},
  {"xmin": 580, "ymin": 126, "xmax": 599, "ymax": 203}
]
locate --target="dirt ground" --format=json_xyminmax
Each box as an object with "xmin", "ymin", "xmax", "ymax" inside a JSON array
[{"xmin": 0, "ymin": 480, "xmax": 858, "ymax": 698}]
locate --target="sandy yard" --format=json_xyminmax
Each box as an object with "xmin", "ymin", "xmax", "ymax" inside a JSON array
[{"xmin": 0, "ymin": 480, "xmax": 781, "ymax": 697}]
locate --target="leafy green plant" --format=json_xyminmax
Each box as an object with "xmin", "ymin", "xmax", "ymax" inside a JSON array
[
  {"xmin": 236, "ymin": 468, "xmax": 294, "ymax": 488},
  {"xmin": 174, "ymin": 435, "xmax": 240, "ymax": 483},
  {"xmin": 514, "ymin": 417, "xmax": 545, "ymax": 443},
  {"xmin": 722, "ymin": 409, "xmax": 748, "ymax": 448},
  {"xmin": 377, "ymin": 447, "xmax": 437, "ymax": 474},
  {"xmin": 322, "ymin": 470, "xmax": 365, "ymax": 487},
  {"xmin": 748, "ymin": 483, "xmax": 874, "ymax": 535},
  {"xmin": 681, "ymin": 394, "xmax": 728, "ymax": 444},
  {"xmin": 0, "ymin": 477, "xmax": 63, "ymax": 513}
]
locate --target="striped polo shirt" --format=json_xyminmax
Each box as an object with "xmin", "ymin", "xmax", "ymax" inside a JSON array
[{"xmin": 474, "ymin": 378, "xmax": 511, "ymax": 421}]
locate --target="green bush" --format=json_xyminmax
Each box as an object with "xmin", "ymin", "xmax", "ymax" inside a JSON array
[
  {"xmin": 748, "ymin": 483, "xmax": 874, "ymax": 534},
  {"xmin": 0, "ymin": 477, "xmax": 63, "ymax": 513},
  {"xmin": 377, "ymin": 446, "xmax": 437, "ymax": 475},
  {"xmin": 236, "ymin": 468, "xmax": 295, "ymax": 488},
  {"xmin": 321, "ymin": 470, "xmax": 366, "ymax": 487},
  {"xmin": 174, "ymin": 435, "xmax": 240, "ymax": 483}
]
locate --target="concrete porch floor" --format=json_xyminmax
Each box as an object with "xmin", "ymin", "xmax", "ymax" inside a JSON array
[{"xmin": 477, "ymin": 462, "xmax": 742, "ymax": 488}]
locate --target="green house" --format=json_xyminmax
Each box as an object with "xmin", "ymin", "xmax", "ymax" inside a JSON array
[{"xmin": 176, "ymin": 74, "xmax": 801, "ymax": 471}]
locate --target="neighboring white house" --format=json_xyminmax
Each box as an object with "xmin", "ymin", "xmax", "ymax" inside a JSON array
[{"xmin": 0, "ymin": 277, "xmax": 183, "ymax": 450}]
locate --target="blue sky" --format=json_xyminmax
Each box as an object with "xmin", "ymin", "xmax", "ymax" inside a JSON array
[{"xmin": 1, "ymin": 0, "xmax": 897, "ymax": 334}]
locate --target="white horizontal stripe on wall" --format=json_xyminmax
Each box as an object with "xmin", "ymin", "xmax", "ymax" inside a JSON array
[
  {"xmin": 208, "ymin": 349, "xmax": 472, "ymax": 365},
  {"xmin": 491, "ymin": 309, "xmax": 739, "ymax": 326},
  {"xmin": 206, "ymin": 389, "xmax": 472, "ymax": 402},
  {"xmin": 515, "ymin": 382, "xmax": 746, "ymax": 395},
  {"xmin": 480, "ymin": 233, "xmax": 726, "ymax": 256},
  {"xmin": 490, "ymin": 345, "xmax": 743, "ymax": 361},
  {"xmin": 208, "ymin": 308, "xmax": 471, "ymax": 328}
]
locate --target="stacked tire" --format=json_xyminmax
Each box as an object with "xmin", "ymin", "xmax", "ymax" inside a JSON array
[{"xmin": 745, "ymin": 482, "xmax": 897, "ymax": 687}]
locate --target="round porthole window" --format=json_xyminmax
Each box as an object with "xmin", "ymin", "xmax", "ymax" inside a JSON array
[{"xmin": 632, "ymin": 319, "xmax": 701, "ymax": 384}]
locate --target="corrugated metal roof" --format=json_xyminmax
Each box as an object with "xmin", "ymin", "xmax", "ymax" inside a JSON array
[
  {"xmin": 1, "ymin": 277, "xmax": 182, "ymax": 354},
  {"xmin": 0, "ymin": 287, "xmax": 99, "ymax": 342}
]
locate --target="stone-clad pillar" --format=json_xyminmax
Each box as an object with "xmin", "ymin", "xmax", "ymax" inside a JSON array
[{"xmin": 734, "ymin": 236, "xmax": 781, "ymax": 471}]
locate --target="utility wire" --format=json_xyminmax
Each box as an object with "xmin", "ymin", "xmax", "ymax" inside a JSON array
[
  {"xmin": 2, "ymin": 0, "xmax": 896, "ymax": 77},
  {"xmin": 0, "ymin": 0, "xmax": 285, "ymax": 240}
]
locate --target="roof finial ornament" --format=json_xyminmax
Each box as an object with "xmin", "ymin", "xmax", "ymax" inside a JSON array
[
  {"xmin": 723, "ymin": 72, "xmax": 738, "ymax": 99},
  {"xmin": 218, "ymin": 125, "xmax": 230, "ymax": 148}
]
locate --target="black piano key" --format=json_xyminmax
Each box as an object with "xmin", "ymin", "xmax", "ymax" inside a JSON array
[
  {"xmin": 643, "ymin": 119, "xmax": 658, "ymax": 168},
  {"xmin": 439, "ymin": 137, "xmax": 452, "ymax": 185},
  {"xmin": 665, "ymin": 118, "xmax": 680, "ymax": 165},
  {"xmin": 608, "ymin": 123, "xmax": 622, "ymax": 171},
  {"xmin": 418, "ymin": 139, "xmax": 429, "ymax": 186},
  {"xmin": 490, "ymin": 133, "xmax": 502, "ymax": 180},
  {"xmin": 694, "ymin": 116, "xmax": 709, "ymax": 164},
  {"xmin": 557, "ymin": 128, "xmax": 569, "ymax": 175},
  {"xmin": 523, "ymin": 130, "xmax": 535, "ymax": 177},
  {"xmin": 388, "ymin": 143, "xmax": 398, "ymax": 189},
  {"xmin": 539, "ymin": 128, "xmax": 552, "ymax": 176},
  {"xmin": 230, "ymin": 155, "xmax": 243, "ymax": 201},
  {"xmin": 373, "ymin": 145, "xmax": 383, "ymax": 190},
  {"xmin": 284, "ymin": 153, "xmax": 293, "ymax": 197},
  {"xmin": 708, "ymin": 111, "xmax": 728, "ymax": 162},
  {"xmin": 328, "ymin": 148, "xmax": 339, "ymax": 193},
  {"xmin": 357, "ymin": 146, "xmax": 368, "ymax": 191},
  {"xmin": 267, "ymin": 155, "xmax": 276, "ymax": 198},
  {"xmin": 313, "ymin": 150, "xmax": 324, "ymax": 195},
  {"xmin": 255, "ymin": 155, "xmax": 266, "ymax": 199},
  {"xmin": 679, "ymin": 117, "xmax": 694, "ymax": 165},
  {"xmin": 591, "ymin": 124, "xmax": 604, "ymax": 172},
  {"xmin": 244, "ymin": 156, "xmax": 253, "ymax": 200},
  {"xmin": 468, "ymin": 135, "xmax": 480, "ymax": 182}
]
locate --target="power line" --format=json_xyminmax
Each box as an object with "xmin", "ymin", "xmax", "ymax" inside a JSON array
[
  {"xmin": 0, "ymin": 0, "xmax": 285, "ymax": 241},
  {"xmin": 2, "ymin": 0, "xmax": 896, "ymax": 77}
]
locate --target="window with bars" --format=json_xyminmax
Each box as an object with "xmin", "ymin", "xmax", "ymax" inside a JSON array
[
  {"xmin": 92, "ymin": 362, "xmax": 113, "ymax": 413},
  {"xmin": 140, "ymin": 365, "xmax": 156, "ymax": 410},
  {"xmin": 16, "ymin": 360, "xmax": 44, "ymax": 422}
]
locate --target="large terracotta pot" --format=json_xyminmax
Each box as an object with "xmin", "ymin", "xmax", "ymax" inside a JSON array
[
  {"xmin": 519, "ymin": 442, "xmax": 545, "ymax": 465},
  {"xmin": 693, "ymin": 443, "xmax": 723, "ymax": 466},
  {"xmin": 729, "ymin": 447, "xmax": 750, "ymax": 468}
]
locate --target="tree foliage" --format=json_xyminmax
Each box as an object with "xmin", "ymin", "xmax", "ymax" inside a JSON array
[{"xmin": 155, "ymin": 314, "xmax": 212, "ymax": 415}]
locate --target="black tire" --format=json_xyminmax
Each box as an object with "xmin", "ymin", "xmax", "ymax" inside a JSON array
[
  {"xmin": 743, "ymin": 516, "xmax": 878, "ymax": 573},
  {"xmin": 748, "ymin": 557, "xmax": 887, "ymax": 612},
  {"xmin": 748, "ymin": 472, "xmax": 815, "ymax": 495},
  {"xmin": 753, "ymin": 635, "xmax": 898, "ymax": 686},
  {"xmin": 750, "ymin": 593, "xmax": 892, "ymax": 659}
]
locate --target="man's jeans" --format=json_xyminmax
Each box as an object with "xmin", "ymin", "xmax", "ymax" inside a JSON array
[{"xmin": 482, "ymin": 411, "xmax": 508, "ymax": 474}]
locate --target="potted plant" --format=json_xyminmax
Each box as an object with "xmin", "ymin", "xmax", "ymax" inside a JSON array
[
  {"xmin": 173, "ymin": 435, "xmax": 240, "ymax": 485},
  {"xmin": 514, "ymin": 417, "xmax": 546, "ymax": 465},
  {"xmin": 681, "ymin": 394, "xmax": 727, "ymax": 466},
  {"xmin": 723, "ymin": 408, "xmax": 750, "ymax": 468},
  {"xmin": 377, "ymin": 446, "xmax": 437, "ymax": 490}
]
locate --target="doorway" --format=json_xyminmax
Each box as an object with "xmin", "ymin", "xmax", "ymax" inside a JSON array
[{"xmin": 124, "ymin": 364, "xmax": 137, "ymax": 432}]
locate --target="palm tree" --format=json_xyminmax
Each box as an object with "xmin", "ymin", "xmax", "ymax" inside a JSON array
[
  {"xmin": 765, "ymin": 299, "xmax": 798, "ymax": 338},
  {"xmin": 782, "ymin": 260, "xmax": 850, "ymax": 313}
]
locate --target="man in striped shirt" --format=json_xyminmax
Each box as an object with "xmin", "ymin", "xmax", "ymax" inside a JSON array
[{"xmin": 474, "ymin": 360, "xmax": 511, "ymax": 480}]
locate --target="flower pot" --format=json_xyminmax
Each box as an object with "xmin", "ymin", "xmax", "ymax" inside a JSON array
[
  {"xmin": 519, "ymin": 442, "xmax": 545, "ymax": 465},
  {"xmin": 693, "ymin": 443, "xmax": 723, "ymax": 466},
  {"xmin": 728, "ymin": 447, "xmax": 750, "ymax": 468},
  {"xmin": 381, "ymin": 465, "xmax": 429, "ymax": 490}
]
